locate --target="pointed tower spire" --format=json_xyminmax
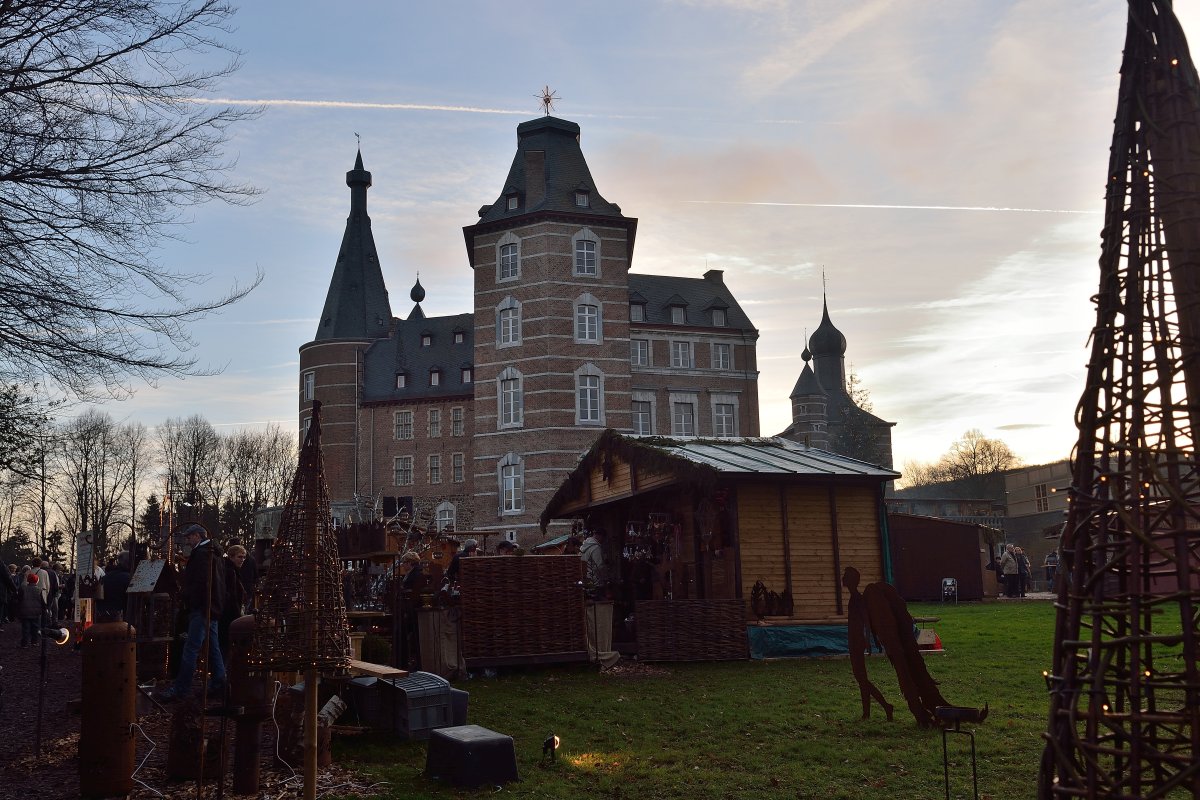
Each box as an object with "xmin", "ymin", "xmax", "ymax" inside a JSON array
[
  {"xmin": 809, "ymin": 293, "xmax": 847, "ymax": 393},
  {"xmin": 312, "ymin": 151, "xmax": 392, "ymax": 341}
]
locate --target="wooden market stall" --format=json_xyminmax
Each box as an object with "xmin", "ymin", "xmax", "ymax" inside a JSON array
[{"xmin": 539, "ymin": 431, "xmax": 899, "ymax": 660}]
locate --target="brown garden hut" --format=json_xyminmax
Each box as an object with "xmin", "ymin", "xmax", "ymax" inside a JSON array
[
  {"xmin": 885, "ymin": 512, "xmax": 999, "ymax": 602},
  {"xmin": 540, "ymin": 431, "xmax": 899, "ymax": 660}
]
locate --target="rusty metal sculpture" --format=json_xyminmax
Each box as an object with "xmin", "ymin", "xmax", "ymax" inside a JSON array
[
  {"xmin": 251, "ymin": 401, "xmax": 349, "ymax": 800},
  {"xmin": 1040, "ymin": 3, "xmax": 1200, "ymax": 797},
  {"xmin": 842, "ymin": 567, "xmax": 893, "ymax": 721}
]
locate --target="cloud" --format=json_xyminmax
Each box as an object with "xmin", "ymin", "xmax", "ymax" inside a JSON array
[{"xmin": 685, "ymin": 200, "xmax": 1098, "ymax": 214}]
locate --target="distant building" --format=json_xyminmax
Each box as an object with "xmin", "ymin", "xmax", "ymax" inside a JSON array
[
  {"xmin": 298, "ymin": 115, "xmax": 762, "ymax": 542},
  {"xmin": 776, "ymin": 298, "xmax": 895, "ymax": 468}
]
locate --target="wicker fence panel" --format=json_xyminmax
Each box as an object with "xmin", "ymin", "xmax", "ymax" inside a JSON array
[
  {"xmin": 636, "ymin": 599, "xmax": 749, "ymax": 662},
  {"xmin": 459, "ymin": 556, "xmax": 588, "ymax": 665}
]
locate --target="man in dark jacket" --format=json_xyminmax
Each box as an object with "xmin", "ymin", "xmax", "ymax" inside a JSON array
[
  {"xmin": 0, "ymin": 563, "xmax": 18, "ymax": 631},
  {"xmin": 99, "ymin": 554, "xmax": 132, "ymax": 621},
  {"xmin": 156, "ymin": 524, "xmax": 226, "ymax": 700}
]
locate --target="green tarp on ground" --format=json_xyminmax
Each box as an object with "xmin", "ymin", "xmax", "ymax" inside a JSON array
[{"xmin": 746, "ymin": 624, "xmax": 849, "ymax": 659}]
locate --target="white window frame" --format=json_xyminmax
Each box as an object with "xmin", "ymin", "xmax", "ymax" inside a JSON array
[
  {"xmin": 452, "ymin": 452, "xmax": 465, "ymax": 482},
  {"xmin": 630, "ymin": 304, "xmax": 645, "ymax": 322},
  {"xmin": 429, "ymin": 454, "xmax": 442, "ymax": 484},
  {"xmin": 712, "ymin": 342, "xmax": 732, "ymax": 371},
  {"xmin": 670, "ymin": 391, "xmax": 699, "ymax": 438},
  {"xmin": 496, "ymin": 296, "xmax": 522, "ymax": 348},
  {"xmin": 430, "ymin": 369, "xmax": 440, "ymax": 386},
  {"xmin": 454, "ymin": 331, "xmax": 465, "ymax": 344},
  {"xmin": 421, "ymin": 334, "xmax": 432, "ymax": 347},
  {"xmin": 428, "ymin": 408, "xmax": 442, "ymax": 437},
  {"xmin": 394, "ymin": 410, "xmax": 413, "ymax": 440},
  {"xmin": 631, "ymin": 392, "xmax": 655, "ymax": 436},
  {"xmin": 710, "ymin": 393, "xmax": 740, "ymax": 438},
  {"xmin": 497, "ymin": 366, "xmax": 524, "ymax": 429},
  {"xmin": 671, "ymin": 305, "xmax": 686, "ymax": 325},
  {"xmin": 575, "ymin": 363, "xmax": 605, "ymax": 426},
  {"xmin": 396, "ymin": 373, "xmax": 406, "ymax": 389},
  {"xmin": 394, "ymin": 456, "xmax": 414, "ymax": 486},
  {"xmin": 506, "ymin": 194, "xmax": 519, "ymax": 211},
  {"xmin": 436, "ymin": 500, "xmax": 457, "ymax": 532},
  {"xmin": 462, "ymin": 367, "xmax": 473, "ymax": 384},
  {"xmin": 451, "ymin": 406, "xmax": 464, "ymax": 436},
  {"xmin": 671, "ymin": 340, "xmax": 693, "ymax": 369},
  {"xmin": 631, "ymin": 339, "xmax": 650, "ymax": 367},
  {"xmin": 572, "ymin": 228, "xmax": 600, "ymax": 277},
  {"xmin": 302, "ymin": 371, "xmax": 315, "ymax": 401},
  {"xmin": 499, "ymin": 453, "xmax": 524, "ymax": 514},
  {"xmin": 575, "ymin": 190, "xmax": 590, "ymax": 208},
  {"xmin": 712, "ymin": 308, "xmax": 727, "ymax": 327},
  {"xmin": 497, "ymin": 232, "xmax": 521, "ymax": 282},
  {"xmin": 574, "ymin": 292, "xmax": 603, "ymax": 344}
]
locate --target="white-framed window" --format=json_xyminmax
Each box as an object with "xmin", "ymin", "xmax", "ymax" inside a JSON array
[
  {"xmin": 671, "ymin": 340, "xmax": 693, "ymax": 368},
  {"xmin": 712, "ymin": 343, "xmax": 731, "ymax": 370},
  {"xmin": 711, "ymin": 393, "xmax": 740, "ymax": 438},
  {"xmin": 451, "ymin": 407, "xmax": 464, "ymax": 436},
  {"xmin": 632, "ymin": 400, "xmax": 653, "ymax": 435},
  {"xmin": 712, "ymin": 308, "xmax": 727, "ymax": 327},
  {"xmin": 452, "ymin": 452, "xmax": 465, "ymax": 482},
  {"xmin": 575, "ymin": 190, "xmax": 590, "ymax": 208},
  {"xmin": 572, "ymin": 228, "xmax": 599, "ymax": 277},
  {"xmin": 672, "ymin": 402, "xmax": 696, "ymax": 437},
  {"xmin": 1035, "ymin": 483, "xmax": 1049, "ymax": 513},
  {"xmin": 575, "ymin": 363, "xmax": 605, "ymax": 425},
  {"xmin": 631, "ymin": 339, "xmax": 649, "ymax": 367},
  {"xmin": 714, "ymin": 404, "xmax": 736, "ymax": 437},
  {"xmin": 429, "ymin": 454, "xmax": 442, "ymax": 484},
  {"xmin": 454, "ymin": 331, "xmax": 465, "ymax": 344},
  {"xmin": 498, "ymin": 366, "xmax": 523, "ymax": 429},
  {"xmin": 302, "ymin": 416, "xmax": 312, "ymax": 435},
  {"xmin": 396, "ymin": 373, "xmax": 406, "ymax": 389},
  {"xmin": 499, "ymin": 453, "xmax": 524, "ymax": 514},
  {"xmin": 394, "ymin": 456, "xmax": 413, "ymax": 486},
  {"xmin": 630, "ymin": 304, "xmax": 645, "ymax": 322},
  {"xmin": 462, "ymin": 367, "xmax": 473, "ymax": 384},
  {"xmin": 430, "ymin": 369, "xmax": 441, "ymax": 386},
  {"xmin": 436, "ymin": 501, "xmax": 456, "ymax": 532},
  {"xmin": 575, "ymin": 292, "xmax": 602, "ymax": 343},
  {"xmin": 671, "ymin": 305, "xmax": 686, "ymax": 325},
  {"xmin": 506, "ymin": 194, "xmax": 519, "ymax": 211},
  {"xmin": 497, "ymin": 232, "xmax": 520, "ymax": 281},
  {"xmin": 302, "ymin": 371, "xmax": 315, "ymax": 401},
  {"xmin": 496, "ymin": 296, "xmax": 521, "ymax": 348},
  {"xmin": 421, "ymin": 334, "xmax": 432, "ymax": 347},
  {"xmin": 429, "ymin": 409, "xmax": 442, "ymax": 437},
  {"xmin": 394, "ymin": 410, "xmax": 413, "ymax": 440}
]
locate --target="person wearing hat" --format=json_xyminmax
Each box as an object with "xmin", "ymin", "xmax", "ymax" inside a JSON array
[
  {"xmin": 18, "ymin": 572, "xmax": 48, "ymax": 647},
  {"xmin": 445, "ymin": 538, "xmax": 478, "ymax": 583},
  {"xmin": 157, "ymin": 524, "xmax": 227, "ymax": 701}
]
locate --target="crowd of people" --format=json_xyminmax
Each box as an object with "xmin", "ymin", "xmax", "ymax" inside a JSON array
[{"xmin": 1, "ymin": 558, "xmax": 75, "ymax": 647}]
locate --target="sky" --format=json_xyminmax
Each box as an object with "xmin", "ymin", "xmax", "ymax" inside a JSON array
[{"xmin": 76, "ymin": 0, "xmax": 1200, "ymax": 473}]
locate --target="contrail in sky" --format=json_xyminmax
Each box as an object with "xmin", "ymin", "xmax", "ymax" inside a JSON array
[
  {"xmin": 184, "ymin": 97, "xmax": 525, "ymax": 114},
  {"xmin": 685, "ymin": 200, "xmax": 1099, "ymax": 214}
]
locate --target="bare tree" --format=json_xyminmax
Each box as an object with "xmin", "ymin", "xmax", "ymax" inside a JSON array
[
  {"xmin": 900, "ymin": 429, "xmax": 1020, "ymax": 496},
  {"xmin": 157, "ymin": 413, "xmax": 220, "ymax": 513},
  {"xmin": 54, "ymin": 410, "xmax": 134, "ymax": 558},
  {"xmin": 0, "ymin": 1, "xmax": 262, "ymax": 400}
]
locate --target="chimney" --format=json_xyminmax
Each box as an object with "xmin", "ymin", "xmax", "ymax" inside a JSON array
[{"xmin": 704, "ymin": 269, "xmax": 724, "ymax": 284}]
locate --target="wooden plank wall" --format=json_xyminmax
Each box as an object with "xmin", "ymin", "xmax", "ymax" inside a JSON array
[{"xmin": 737, "ymin": 482, "xmax": 883, "ymax": 624}]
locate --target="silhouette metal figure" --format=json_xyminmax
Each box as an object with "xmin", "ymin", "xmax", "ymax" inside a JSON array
[{"xmin": 842, "ymin": 567, "xmax": 893, "ymax": 721}]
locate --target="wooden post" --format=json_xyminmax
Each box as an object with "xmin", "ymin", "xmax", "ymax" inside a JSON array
[
  {"xmin": 304, "ymin": 667, "xmax": 318, "ymax": 800},
  {"xmin": 777, "ymin": 483, "xmax": 793, "ymax": 600},
  {"xmin": 828, "ymin": 486, "xmax": 844, "ymax": 616}
]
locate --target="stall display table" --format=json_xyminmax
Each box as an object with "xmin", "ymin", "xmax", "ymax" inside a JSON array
[{"xmin": 425, "ymin": 724, "xmax": 518, "ymax": 787}]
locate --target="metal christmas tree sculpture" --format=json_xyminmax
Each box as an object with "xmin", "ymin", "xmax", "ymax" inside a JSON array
[
  {"xmin": 252, "ymin": 400, "xmax": 350, "ymax": 672},
  {"xmin": 1041, "ymin": 2, "xmax": 1200, "ymax": 797}
]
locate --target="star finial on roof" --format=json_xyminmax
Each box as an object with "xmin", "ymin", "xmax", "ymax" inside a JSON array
[
  {"xmin": 354, "ymin": 131, "xmax": 361, "ymax": 147},
  {"xmin": 536, "ymin": 86, "xmax": 560, "ymax": 116}
]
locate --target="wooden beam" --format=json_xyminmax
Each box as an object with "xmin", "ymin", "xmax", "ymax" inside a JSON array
[
  {"xmin": 828, "ymin": 485, "xmax": 844, "ymax": 616},
  {"xmin": 778, "ymin": 483, "xmax": 793, "ymax": 599}
]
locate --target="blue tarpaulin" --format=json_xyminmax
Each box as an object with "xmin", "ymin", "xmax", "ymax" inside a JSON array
[{"xmin": 746, "ymin": 625, "xmax": 850, "ymax": 659}]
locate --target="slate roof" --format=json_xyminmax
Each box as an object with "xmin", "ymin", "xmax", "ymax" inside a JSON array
[
  {"xmin": 628, "ymin": 272, "xmax": 756, "ymax": 332},
  {"xmin": 477, "ymin": 116, "xmax": 624, "ymax": 224},
  {"xmin": 361, "ymin": 308, "xmax": 474, "ymax": 403},
  {"xmin": 312, "ymin": 152, "xmax": 393, "ymax": 341}
]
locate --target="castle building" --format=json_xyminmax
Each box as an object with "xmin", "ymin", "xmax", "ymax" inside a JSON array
[
  {"xmin": 299, "ymin": 116, "xmax": 760, "ymax": 541},
  {"xmin": 777, "ymin": 298, "xmax": 894, "ymax": 469}
]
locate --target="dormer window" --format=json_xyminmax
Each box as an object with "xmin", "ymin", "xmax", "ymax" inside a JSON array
[
  {"xmin": 454, "ymin": 331, "xmax": 465, "ymax": 344},
  {"xmin": 506, "ymin": 194, "xmax": 519, "ymax": 211},
  {"xmin": 712, "ymin": 308, "xmax": 727, "ymax": 327},
  {"xmin": 395, "ymin": 373, "xmax": 407, "ymax": 389},
  {"xmin": 575, "ymin": 190, "xmax": 590, "ymax": 208},
  {"xmin": 462, "ymin": 367, "xmax": 473, "ymax": 384},
  {"xmin": 671, "ymin": 306, "xmax": 686, "ymax": 325},
  {"xmin": 430, "ymin": 369, "xmax": 441, "ymax": 387},
  {"xmin": 421, "ymin": 333, "xmax": 432, "ymax": 347},
  {"xmin": 630, "ymin": 304, "xmax": 645, "ymax": 323}
]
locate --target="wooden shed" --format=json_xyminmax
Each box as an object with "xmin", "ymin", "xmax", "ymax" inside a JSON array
[
  {"xmin": 886, "ymin": 513, "xmax": 998, "ymax": 601},
  {"xmin": 540, "ymin": 431, "xmax": 899, "ymax": 659}
]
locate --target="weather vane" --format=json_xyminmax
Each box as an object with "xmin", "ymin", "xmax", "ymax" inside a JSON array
[
  {"xmin": 354, "ymin": 131, "xmax": 361, "ymax": 148},
  {"xmin": 536, "ymin": 86, "xmax": 560, "ymax": 116}
]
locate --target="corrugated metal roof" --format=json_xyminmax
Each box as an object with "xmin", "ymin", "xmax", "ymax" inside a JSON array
[{"xmin": 640, "ymin": 436, "xmax": 899, "ymax": 479}]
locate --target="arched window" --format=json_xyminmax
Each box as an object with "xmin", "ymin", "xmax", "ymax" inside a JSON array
[
  {"xmin": 498, "ymin": 453, "xmax": 524, "ymax": 514},
  {"xmin": 435, "ymin": 501, "xmax": 456, "ymax": 532},
  {"xmin": 497, "ymin": 366, "xmax": 523, "ymax": 429},
  {"xmin": 575, "ymin": 363, "xmax": 605, "ymax": 426},
  {"xmin": 574, "ymin": 292, "xmax": 603, "ymax": 344},
  {"xmin": 496, "ymin": 295, "xmax": 522, "ymax": 348},
  {"xmin": 572, "ymin": 228, "xmax": 600, "ymax": 277},
  {"xmin": 497, "ymin": 231, "xmax": 521, "ymax": 282}
]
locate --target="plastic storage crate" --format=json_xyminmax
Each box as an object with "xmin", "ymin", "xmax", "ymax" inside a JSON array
[
  {"xmin": 381, "ymin": 671, "xmax": 452, "ymax": 740},
  {"xmin": 348, "ymin": 677, "xmax": 389, "ymax": 730}
]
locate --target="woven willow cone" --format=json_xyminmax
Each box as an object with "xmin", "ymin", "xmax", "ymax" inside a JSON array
[
  {"xmin": 251, "ymin": 401, "xmax": 350, "ymax": 672},
  {"xmin": 1040, "ymin": 3, "xmax": 1200, "ymax": 797}
]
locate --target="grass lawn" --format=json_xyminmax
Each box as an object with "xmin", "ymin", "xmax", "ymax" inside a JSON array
[{"xmin": 334, "ymin": 600, "xmax": 1055, "ymax": 799}]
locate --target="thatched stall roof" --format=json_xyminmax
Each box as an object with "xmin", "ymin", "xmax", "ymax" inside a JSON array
[{"xmin": 540, "ymin": 430, "xmax": 899, "ymax": 528}]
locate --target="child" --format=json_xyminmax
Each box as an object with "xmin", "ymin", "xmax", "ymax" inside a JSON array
[{"xmin": 19, "ymin": 572, "xmax": 47, "ymax": 647}]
